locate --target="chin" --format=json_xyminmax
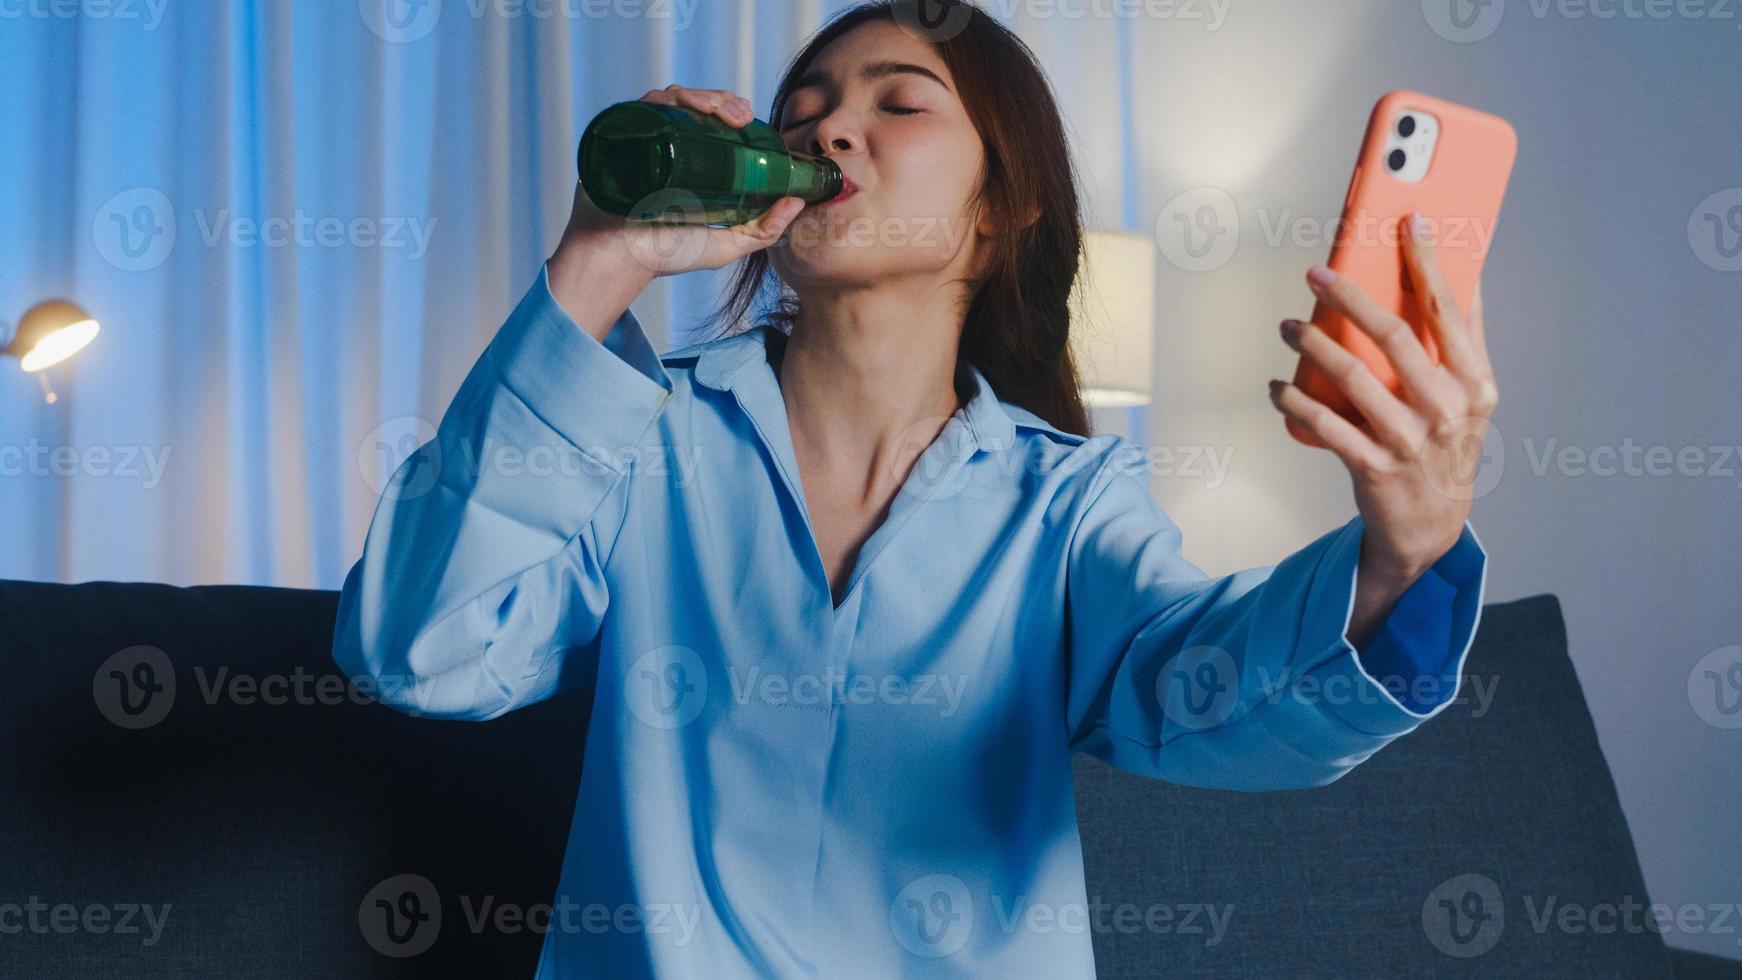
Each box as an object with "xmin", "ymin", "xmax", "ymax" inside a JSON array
[{"xmin": 769, "ymin": 229, "xmax": 884, "ymax": 285}]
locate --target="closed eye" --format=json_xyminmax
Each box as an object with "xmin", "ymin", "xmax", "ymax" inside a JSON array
[{"xmin": 779, "ymin": 105, "xmax": 923, "ymax": 130}]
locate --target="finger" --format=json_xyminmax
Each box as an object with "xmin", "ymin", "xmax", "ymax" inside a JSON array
[
  {"xmin": 705, "ymin": 198, "xmax": 803, "ymax": 267},
  {"xmin": 644, "ymin": 87, "xmax": 714, "ymax": 112},
  {"xmin": 1283, "ymin": 318, "xmax": 1426, "ymax": 458},
  {"xmin": 674, "ymin": 87, "xmax": 721, "ymax": 114},
  {"xmin": 1306, "ymin": 263, "xmax": 1443, "ymax": 409},
  {"xmin": 1269, "ymin": 380, "xmax": 1392, "ymax": 474},
  {"xmin": 670, "ymin": 87, "xmax": 755, "ymax": 126},
  {"xmin": 743, "ymin": 196, "xmax": 804, "ymax": 241},
  {"xmin": 690, "ymin": 88, "xmax": 756, "ymax": 125},
  {"xmin": 720, "ymin": 96, "xmax": 756, "ymax": 126},
  {"xmin": 702, "ymin": 88, "xmax": 755, "ymax": 113},
  {"xmin": 1400, "ymin": 213, "xmax": 1484, "ymax": 379}
]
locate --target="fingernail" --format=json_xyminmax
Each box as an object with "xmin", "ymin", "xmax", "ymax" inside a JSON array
[
  {"xmin": 1411, "ymin": 213, "xmax": 1430, "ymax": 240},
  {"xmin": 1268, "ymin": 379, "xmax": 1284, "ymax": 398},
  {"xmin": 1280, "ymin": 318, "xmax": 1301, "ymax": 341},
  {"xmin": 1307, "ymin": 265, "xmax": 1335, "ymax": 288}
]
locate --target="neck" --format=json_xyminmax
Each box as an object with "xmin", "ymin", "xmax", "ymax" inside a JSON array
[{"xmin": 773, "ymin": 281, "xmax": 970, "ymax": 505}]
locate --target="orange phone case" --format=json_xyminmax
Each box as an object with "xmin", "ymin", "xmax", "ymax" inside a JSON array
[{"xmin": 1286, "ymin": 90, "xmax": 1517, "ymax": 448}]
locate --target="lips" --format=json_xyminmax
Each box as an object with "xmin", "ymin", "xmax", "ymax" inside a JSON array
[{"xmin": 814, "ymin": 175, "xmax": 858, "ymax": 207}]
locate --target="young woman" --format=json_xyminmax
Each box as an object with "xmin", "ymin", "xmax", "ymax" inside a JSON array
[{"xmin": 333, "ymin": 2, "xmax": 1495, "ymax": 976}]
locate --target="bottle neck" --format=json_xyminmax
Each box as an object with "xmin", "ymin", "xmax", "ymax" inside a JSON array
[{"xmin": 787, "ymin": 155, "xmax": 843, "ymax": 203}]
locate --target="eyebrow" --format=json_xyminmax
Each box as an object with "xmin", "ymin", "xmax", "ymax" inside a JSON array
[{"xmin": 788, "ymin": 59, "xmax": 952, "ymax": 97}]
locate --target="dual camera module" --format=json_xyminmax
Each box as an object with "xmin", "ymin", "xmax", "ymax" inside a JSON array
[{"xmin": 1384, "ymin": 111, "xmax": 1438, "ymax": 182}]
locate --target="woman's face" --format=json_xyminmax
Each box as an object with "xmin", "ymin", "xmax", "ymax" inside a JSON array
[{"xmin": 768, "ymin": 20, "xmax": 995, "ymax": 292}]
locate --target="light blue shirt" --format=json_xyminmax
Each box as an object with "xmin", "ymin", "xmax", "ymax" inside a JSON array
[{"xmin": 331, "ymin": 263, "xmax": 1488, "ymax": 978}]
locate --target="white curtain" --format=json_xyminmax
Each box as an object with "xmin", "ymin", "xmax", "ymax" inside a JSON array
[{"xmin": 0, "ymin": 0, "xmax": 1156, "ymax": 589}]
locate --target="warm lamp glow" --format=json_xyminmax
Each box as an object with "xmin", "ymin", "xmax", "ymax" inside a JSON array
[
  {"xmin": 18, "ymin": 318, "xmax": 99, "ymax": 371},
  {"xmin": 1069, "ymin": 229, "xmax": 1158, "ymax": 408},
  {"xmin": 1079, "ymin": 387, "xmax": 1149, "ymax": 408},
  {"xmin": 5, "ymin": 299, "xmax": 103, "ymax": 404}
]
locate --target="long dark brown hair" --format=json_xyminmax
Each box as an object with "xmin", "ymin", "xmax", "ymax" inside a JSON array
[{"xmin": 695, "ymin": 0, "xmax": 1090, "ymax": 437}]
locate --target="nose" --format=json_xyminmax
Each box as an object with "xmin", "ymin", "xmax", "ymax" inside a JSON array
[{"xmin": 808, "ymin": 109, "xmax": 858, "ymax": 156}]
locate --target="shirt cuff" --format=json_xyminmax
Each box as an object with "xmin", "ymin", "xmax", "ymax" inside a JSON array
[
  {"xmin": 1300, "ymin": 516, "xmax": 1490, "ymax": 737},
  {"xmin": 487, "ymin": 262, "xmax": 673, "ymax": 464}
]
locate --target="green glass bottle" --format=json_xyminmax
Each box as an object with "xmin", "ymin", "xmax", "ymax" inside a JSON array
[{"xmin": 577, "ymin": 101, "xmax": 844, "ymax": 227}]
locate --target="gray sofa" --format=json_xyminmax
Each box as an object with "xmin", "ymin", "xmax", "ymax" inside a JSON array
[{"xmin": 1, "ymin": 580, "xmax": 1735, "ymax": 977}]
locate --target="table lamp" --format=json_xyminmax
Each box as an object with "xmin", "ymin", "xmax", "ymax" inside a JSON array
[
  {"xmin": 1068, "ymin": 229, "xmax": 1157, "ymax": 408},
  {"xmin": 3, "ymin": 300, "xmax": 100, "ymax": 404}
]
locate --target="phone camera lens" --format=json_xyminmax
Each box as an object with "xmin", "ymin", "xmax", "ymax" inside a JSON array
[
  {"xmin": 1387, "ymin": 148, "xmax": 1407, "ymax": 171},
  {"xmin": 1397, "ymin": 114, "xmax": 1417, "ymax": 138}
]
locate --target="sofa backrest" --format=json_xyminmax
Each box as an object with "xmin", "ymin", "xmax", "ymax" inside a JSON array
[
  {"xmin": 1073, "ymin": 593, "xmax": 1676, "ymax": 977},
  {"xmin": 1, "ymin": 580, "xmax": 582, "ymax": 976},
  {"xmin": 0, "ymin": 582, "xmax": 1674, "ymax": 977}
]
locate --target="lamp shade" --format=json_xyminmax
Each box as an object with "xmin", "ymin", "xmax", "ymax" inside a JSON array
[
  {"xmin": 1068, "ymin": 229, "xmax": 1157, "ymax": 408},
  {"xmin": 6, "ymin": 300, "xmax": 100, "ymax": 373}
]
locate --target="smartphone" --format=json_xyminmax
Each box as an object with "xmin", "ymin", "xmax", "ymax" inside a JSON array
[{"xmin": 1285, "ymin": 90, "xmax": 1517, "ymax": 448}]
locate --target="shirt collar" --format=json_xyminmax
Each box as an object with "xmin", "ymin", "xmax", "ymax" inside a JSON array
[{"xmin": 689, "ymin": 324, "xmax": 1017, "ymax": 453}]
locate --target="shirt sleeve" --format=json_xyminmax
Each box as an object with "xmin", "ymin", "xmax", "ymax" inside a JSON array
[
  {"xmin": 1351, "ymin": 525, "xmax": 1485, "ymax": 714},
  {"xmin": 330, "ymin": 262, "xmax": 672, "ymax": 721},
  {"xmin": 1063, "ymin": 442, "xmax": 1488, "ymax": 790}
]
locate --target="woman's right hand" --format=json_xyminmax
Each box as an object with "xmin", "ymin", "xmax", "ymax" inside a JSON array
[{"xmin": 560, "ymin": 84, "xmax": 808, "ymax": 280}]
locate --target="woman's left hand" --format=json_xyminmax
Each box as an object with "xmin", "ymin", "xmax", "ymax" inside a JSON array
[{"xmin": 1269, "ymin": 211, "xmax": 1499, "ymax": 580}]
